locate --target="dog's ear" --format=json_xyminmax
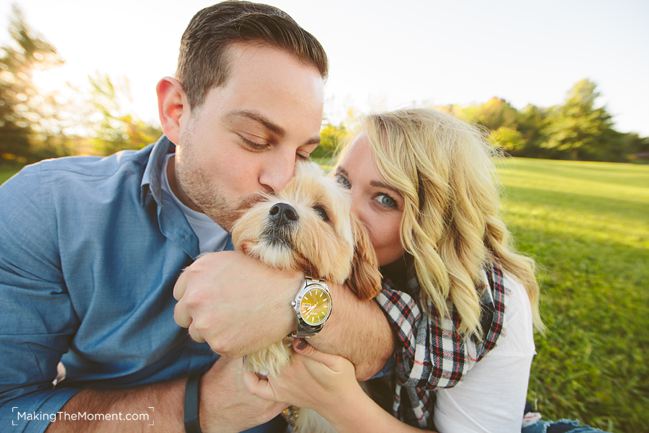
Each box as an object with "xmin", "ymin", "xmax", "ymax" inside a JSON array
[{"xmin": 346, "ymin": 216, "xmax": 383, "ymax": 300}]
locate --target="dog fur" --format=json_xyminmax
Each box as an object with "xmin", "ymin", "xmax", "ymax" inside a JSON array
[{"xmin": 231, "ymin": 161, "xmax": 382, "ymax": 433}]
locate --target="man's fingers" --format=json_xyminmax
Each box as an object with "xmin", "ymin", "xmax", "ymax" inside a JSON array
[
  {"xmin": 187, "ymin": 322, "xmax": 205, "ymax": 343},
  {"xmin": 173, "ymin": 301, "xmax": 192, "ymax": 328},
  {"xmin": 172, "ymin": 269, "xmax": 188, "ymax": 301}
]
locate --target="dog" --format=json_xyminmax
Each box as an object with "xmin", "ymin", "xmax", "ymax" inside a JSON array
[{"xmin": 231, "ymin": 161, "xmax": 382, "ymax": 433}]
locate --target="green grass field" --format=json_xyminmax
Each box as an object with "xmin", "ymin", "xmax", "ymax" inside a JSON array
[
  {"xmin": 0, "ymin": 164, "xmax": 19, "ymax": 184},
  {"xmin": 496, "ymin": 158, "xmax": 648, "ymax": 432},
  {"xmin": 2, "ymin": 158, "xmax": 647, "ymax": 431}
]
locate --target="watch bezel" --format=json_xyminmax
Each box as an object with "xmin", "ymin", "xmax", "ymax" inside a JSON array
[{"xmin": 297, "ymin": 283, "xmax": 332, "ymax": 327}]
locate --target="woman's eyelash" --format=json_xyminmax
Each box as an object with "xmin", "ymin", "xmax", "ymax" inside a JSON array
[{"xmin": 335, "ymin": 173, "xmax": 351, "ymax": 188}]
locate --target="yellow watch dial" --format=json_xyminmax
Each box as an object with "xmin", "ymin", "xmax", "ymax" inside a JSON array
[{"xmin": 299, "ymin": 287, "xmax": 331, "ymax": 326}]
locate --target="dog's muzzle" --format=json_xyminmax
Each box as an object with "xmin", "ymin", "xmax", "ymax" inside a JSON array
[{"xmin": 262, "ymin": 202, "xmax": 297, "ymax": 246}]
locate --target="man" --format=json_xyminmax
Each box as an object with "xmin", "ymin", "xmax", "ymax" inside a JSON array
[{"xmin": 0, "ymin": 2, "xmax": 393, "ymax": 432}]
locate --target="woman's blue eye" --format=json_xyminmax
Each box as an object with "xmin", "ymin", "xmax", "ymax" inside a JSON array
[
  {"xmin": 335, "ymin": 173, "xmax": 351, "ymax": 189},
  {"xmin": 375, "ymin": 193, "xmax": 397, "ymax": 209}
]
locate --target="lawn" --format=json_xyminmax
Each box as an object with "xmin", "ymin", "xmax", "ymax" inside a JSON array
[
  {"xmin": 0, "ymin": 164, "xmax": 19, "ymax": 184},
  {"xmin": 496, "ymin": 157, "xmax": 648, "ymax": 432},
  {"xmin": 2, "ymin": 158, "xmax": 647, "ymax": 431}
]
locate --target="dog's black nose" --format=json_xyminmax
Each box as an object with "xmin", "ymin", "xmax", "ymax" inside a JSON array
[{"xmin": 269, "ymin": 203, "xmax": 299, "ymax": 225}]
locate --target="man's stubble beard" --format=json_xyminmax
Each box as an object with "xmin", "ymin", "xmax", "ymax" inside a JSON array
[{"xmin": 174, "ymin": 128, "xmax": 244, "ymax": 231}]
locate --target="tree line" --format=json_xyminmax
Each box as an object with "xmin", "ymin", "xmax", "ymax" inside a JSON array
[{"xmin": 1, "ymin": 7, "xmax": 647, "ymax": 165}]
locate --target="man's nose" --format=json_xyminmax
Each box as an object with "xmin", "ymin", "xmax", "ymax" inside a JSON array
[
  {"xmin": 269, "ymin": 203, "xmax": 299, "ymax": 225},
  {"xmin": 259, "ymin": 152, "xmax": 295, "ymax": 193}
]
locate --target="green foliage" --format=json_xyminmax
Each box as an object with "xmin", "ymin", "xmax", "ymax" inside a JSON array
[
  {"xmin": 460, "ymin": 97, "xmax": 520, "ymax": 131},
  {"xmin": 438, "ymin": 80, "xmax": 646, "ymax": 162},
  {"xmin": 542, "ymin": 79, "xmax": 619, "ymax": 161},
  {"xmin": 83, "ymin": 74, "xmax": 161, "ymax": 155},
  {"xmin": 0, "ymin": 8, "xmax": 161, "ymax": 161},
  {"xmin": 516, "ymin": 104, "xmax": 549, "ymax": 156},
  {"xmin": 488, "ymin": 126, "xmax": 526, "ymax": 153},
  {"xmin": 496, "ymin": 157, "xmax": 649, "ymax": 432},
  {"xmin": 0, "ymin": 163, "xmax": 20, "ymax": 183},
  {"xmin": 312, "ymin": 122, "xmax": 349, "ymax": 161},
  {"xmin": 0, "ymin": 5, "xmax": 63, "ymax": 163}
]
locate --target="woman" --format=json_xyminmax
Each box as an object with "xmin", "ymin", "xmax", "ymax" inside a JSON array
[{"xmin": 243, "ymin": 109, "xmax": 595, "ymax": 432}]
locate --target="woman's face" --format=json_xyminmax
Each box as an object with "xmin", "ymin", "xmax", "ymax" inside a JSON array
[{"xmin": 335, "ymin": 134, "xmax": 405, "ymax": 266}]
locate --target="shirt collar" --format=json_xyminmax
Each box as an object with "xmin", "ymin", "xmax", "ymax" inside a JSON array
[{"xmin": 141, "ymin": 135, "xmax": 175, "ymax": 206}]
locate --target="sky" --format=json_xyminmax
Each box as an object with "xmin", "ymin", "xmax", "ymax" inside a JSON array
[{"xmin": 1, "ymin": 0, "xmax": 648, "ymax": 135}]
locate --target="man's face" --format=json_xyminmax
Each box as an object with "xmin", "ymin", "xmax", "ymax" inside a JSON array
[{"xmin": 170, "ymin": 42, "xmax": 325, "ymax": 230}]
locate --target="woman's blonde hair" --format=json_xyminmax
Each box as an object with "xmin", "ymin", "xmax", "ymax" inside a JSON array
[{"xmin": 356, "ymin": 108, "xmax": 543, "ymax": 336}]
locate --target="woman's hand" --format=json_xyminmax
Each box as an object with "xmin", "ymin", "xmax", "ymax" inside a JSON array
[
  {"xmin": 242, "ymin": 339, "xmax": 364, "ymax": 411},
  {"xmin": 244, "ymin": 340, "xmax": 431, "ymax": 433}
]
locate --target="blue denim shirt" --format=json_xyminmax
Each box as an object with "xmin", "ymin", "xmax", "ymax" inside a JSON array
[{"xmin": 0, "ymin": 137, "xmax": 284, "ymax": 433}]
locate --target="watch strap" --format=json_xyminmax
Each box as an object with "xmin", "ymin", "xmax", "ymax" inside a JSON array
[{"xmin": 291, "ymin": 320, "xmax": 323, "ymax": 338}]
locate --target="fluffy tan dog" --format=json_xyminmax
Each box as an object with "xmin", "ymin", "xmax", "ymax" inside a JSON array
[{"xmin": 231, "ymin": 161, "xmax": 382, "ymax": 433}]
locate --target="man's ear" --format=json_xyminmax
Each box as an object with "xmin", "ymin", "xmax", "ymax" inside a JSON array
[
  {"xmin": 346, "ymin": 216, "xmax": 383, "ymax": 300},
  {"xmin": 156, "ymin": 77, "xmax": 190, "ymax": 144}
]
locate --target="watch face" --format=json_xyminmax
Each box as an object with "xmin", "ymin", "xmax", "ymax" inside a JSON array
[{"xmin": 299, "ymin": 287, "xmax": 332, "ymax": 326}]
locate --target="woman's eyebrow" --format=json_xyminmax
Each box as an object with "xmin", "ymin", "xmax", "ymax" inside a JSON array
[{"xmin": 370, "ymin": 180, "xmax": 401, "ymax": 196}]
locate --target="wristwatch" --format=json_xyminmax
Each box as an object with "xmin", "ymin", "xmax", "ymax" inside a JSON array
[{"xmin": 291, "ymin": 277, "xmax": 333, "ymax": 338}]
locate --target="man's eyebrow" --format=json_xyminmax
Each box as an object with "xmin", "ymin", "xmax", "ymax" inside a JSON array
[
  {"xmin": 336, "ymin": 166, "xmax": 348, "ymax": 176},
  {"xmin": 227, "ymin": 110, "xmax": 285, "ymax": 136},
  {"xmin": 227, "ymin": 110, "xmax": 320, "ymax": 146}
]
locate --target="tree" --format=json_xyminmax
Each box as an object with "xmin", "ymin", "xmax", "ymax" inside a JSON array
[
  {"xmin": 515, "ymin": 104, "xmax": 549, "ymax": 157},
  {"xmin": 81, "ymin": 74, "xmax": 161, "ymax": 156},
  {"xmin": 0, "ymin": 5, "xmax": 62, "ymax": 163},
  {"xmin": 312, "ymin": 122, "xmax": 348, "ymax": 161},
  {"xmin": 460, "ymin": 97, "xmax": 519, "ymax": 131},
  {"xmin": 542, "ymin": 79, "xmax": 617, "ymax": 160},
  {"xmin": 488, "ymin": 126, "xmax": 526, "ymax": 154}
]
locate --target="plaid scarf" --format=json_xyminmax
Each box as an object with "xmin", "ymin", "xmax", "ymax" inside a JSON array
[{"xmin": 375, "ymin": 261, "xmax": 506, "ymax": 429}]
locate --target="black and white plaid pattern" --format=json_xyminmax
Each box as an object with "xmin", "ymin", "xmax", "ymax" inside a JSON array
[{"xmin": 375, "ymin": 262, "xmax": 507, "ymax": 429}]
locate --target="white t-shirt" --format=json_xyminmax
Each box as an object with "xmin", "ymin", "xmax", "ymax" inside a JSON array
[
  {"xmin": 161, "ymin": 154, "xmax": 230, "ymax": 254},
  {"xmin": 433, "ymin": 272, "xmax": 536, "ymax": 433}
]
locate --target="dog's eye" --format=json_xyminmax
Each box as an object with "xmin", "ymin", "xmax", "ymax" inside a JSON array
[{"xmin": 313, "ymin": 205, "xmax": 329, "ymax": 222}]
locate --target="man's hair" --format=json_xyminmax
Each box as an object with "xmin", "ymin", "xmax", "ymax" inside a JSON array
[{"xmin": 177, "ymin": 1, "xmax": 328, "ymax": 108}]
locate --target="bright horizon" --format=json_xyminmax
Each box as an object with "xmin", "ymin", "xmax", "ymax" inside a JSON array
[{"xmin": 2, "ymin": 0, "xmax": 648, "ymax": 135}]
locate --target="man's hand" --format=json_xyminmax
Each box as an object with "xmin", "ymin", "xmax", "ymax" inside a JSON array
[
  {"xmin": 173, "ymin": 251, "xmax": 302, "ymax": 357},
  {"xmin": 200, "ymin": 357, "xmax": 288, "ymax": 433},
  {"xmin": 47, "ymin": 357, "xmax": 287, "ymax": 433}
]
